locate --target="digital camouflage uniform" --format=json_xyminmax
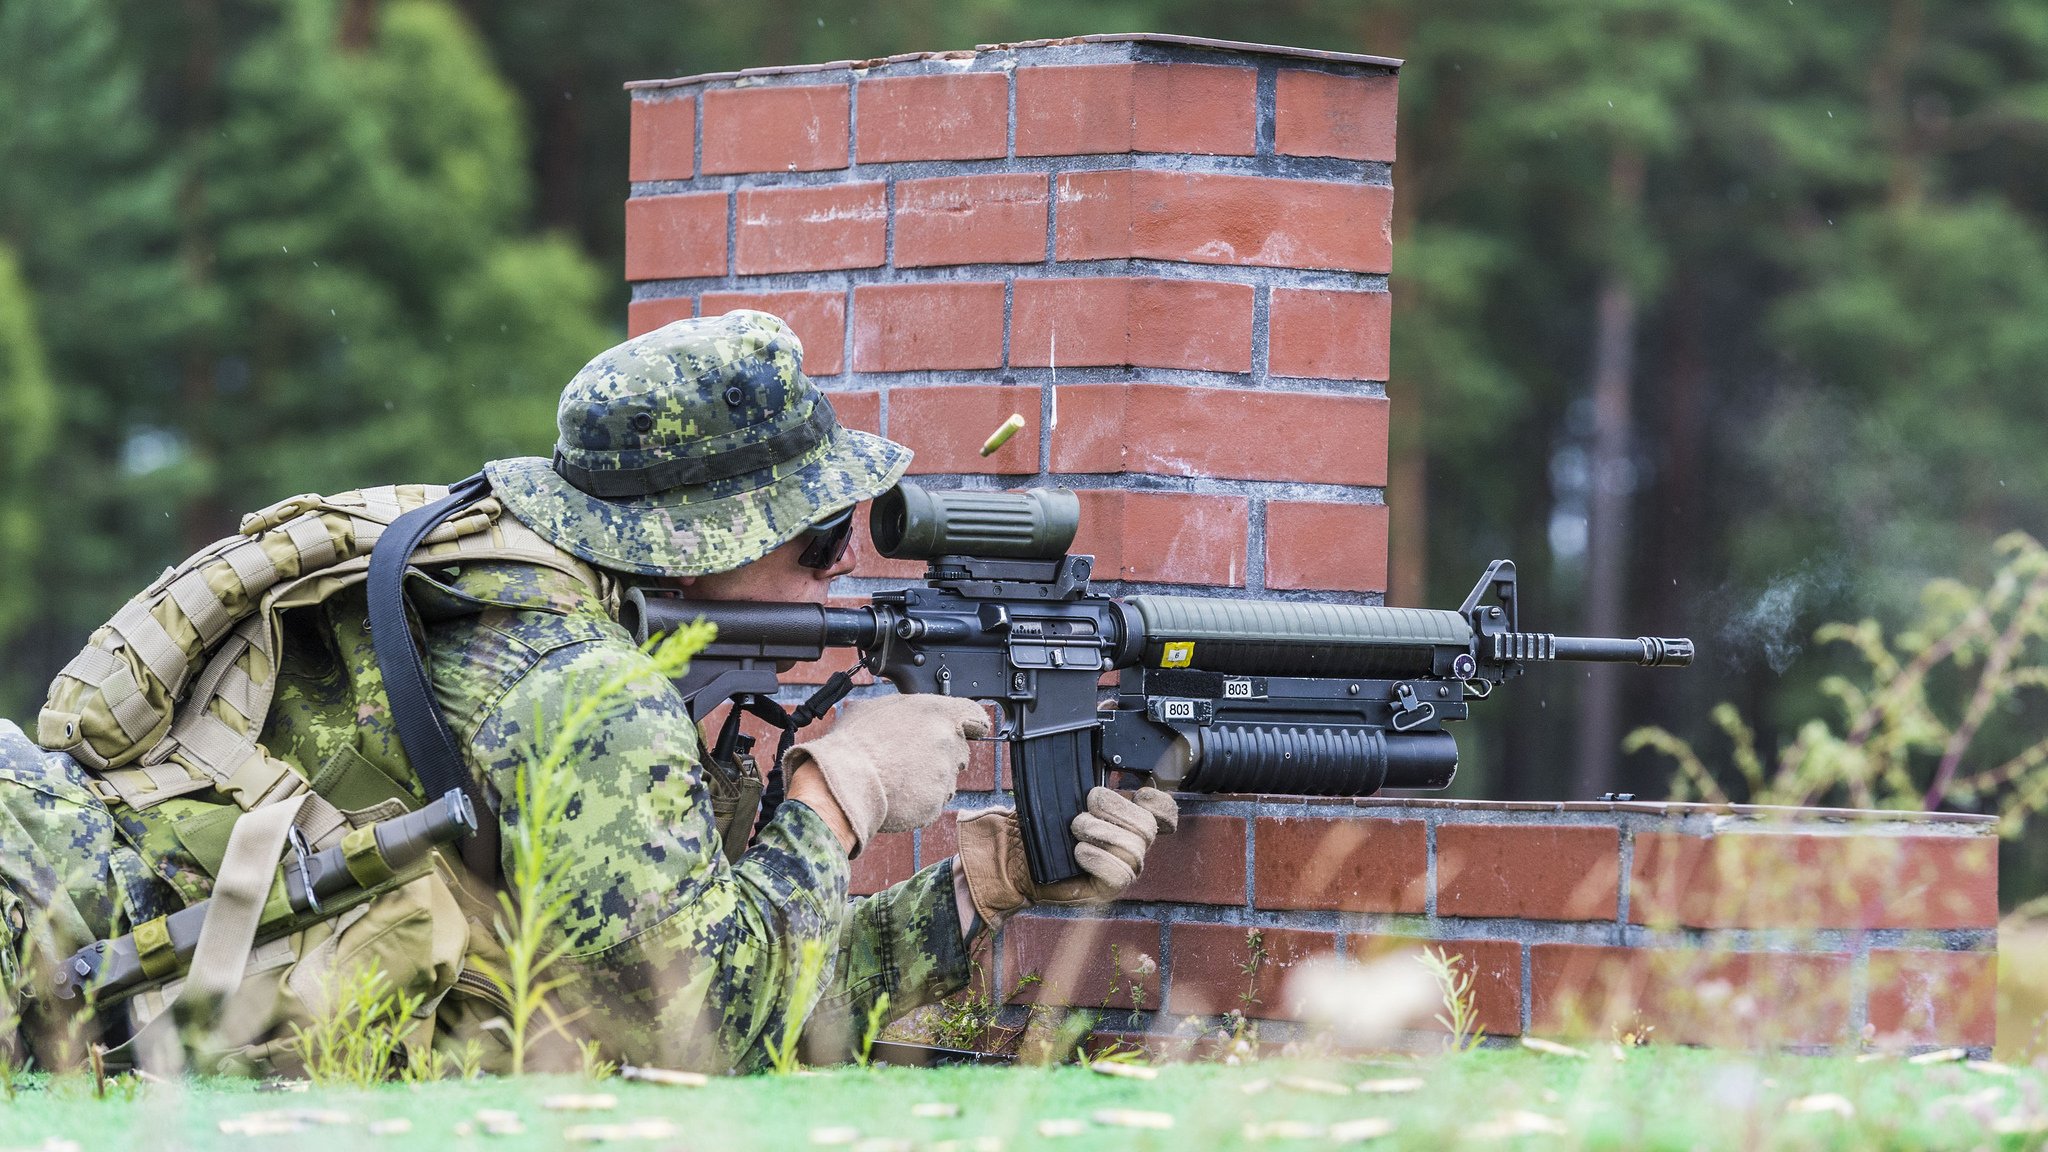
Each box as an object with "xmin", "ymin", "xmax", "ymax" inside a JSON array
[{"xmin": 0, "ymin": 311, "xmax": 973, "ymax": 1072}]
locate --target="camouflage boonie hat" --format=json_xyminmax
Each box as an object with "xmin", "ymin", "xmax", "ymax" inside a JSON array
[{"xmin": 485, "ymin": 310, "xmax": 911, "ymax": 577}]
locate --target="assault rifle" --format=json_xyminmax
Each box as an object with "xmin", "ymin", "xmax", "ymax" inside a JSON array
[{"xmin": 625, "ymin": 482, "xmax": 1694, "ymax": 887}]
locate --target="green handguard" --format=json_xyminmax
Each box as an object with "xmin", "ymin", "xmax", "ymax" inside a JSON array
[
  {"xmin": 1124, "ymin": 595, "xmax": 1473, "ymax": 678},
  {"xmin": 53, "ymin": 791, "xmax": 476, "ymax": 1004}
]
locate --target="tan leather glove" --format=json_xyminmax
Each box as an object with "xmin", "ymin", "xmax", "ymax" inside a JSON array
[
  {"xmin": 955, "ymin": 787, "xmax": 1179, "ymax": 930},
  {"xmin": 782, "ymin": 695, "xmax": 990, "ymax": 853}
]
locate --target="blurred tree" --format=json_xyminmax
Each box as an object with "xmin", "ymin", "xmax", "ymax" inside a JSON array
[
  {"xmin": 0, "ymin": 246, "xmax": 55, "ymax": 709},
  {"xmin": 0, "ymin": 0, "xmax": 610, "ymax": 718},
  {"xmin": 0, "ymin": 0, "xmax": 185, "ymax": 718},
  {"xmin": 171, "ymin": 0, "xmax": 612, "ymax": 501}
]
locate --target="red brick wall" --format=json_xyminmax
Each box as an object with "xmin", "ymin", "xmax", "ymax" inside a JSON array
[{"xmin": 625, "ymin": 35, "xmax": 1997, "ymax": 1056}]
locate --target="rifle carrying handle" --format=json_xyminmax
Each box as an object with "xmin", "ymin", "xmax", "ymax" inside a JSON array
[{"xmin": 1009, "ymin": 729, "xmax": 1095, "ymax": 886}]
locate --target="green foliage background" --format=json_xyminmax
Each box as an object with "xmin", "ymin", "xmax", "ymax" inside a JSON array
[{"xmin": 3, "ymin": 0, "xmax": 2047, "ymax": 890}]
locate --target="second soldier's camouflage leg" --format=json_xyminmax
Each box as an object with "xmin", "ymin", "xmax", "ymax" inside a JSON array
[{"xmin": 0, "ymin": 721, "xmax": 177, "ymax": 1069}]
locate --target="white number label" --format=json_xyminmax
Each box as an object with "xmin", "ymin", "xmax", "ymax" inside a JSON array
[
  {"xmin": 1223, "ymin": 678, "xmax": 1254, "ymax": 698},
  {"xmin": 1162, "ymin": 700, "xmax": 1197, "ymax": 721}
]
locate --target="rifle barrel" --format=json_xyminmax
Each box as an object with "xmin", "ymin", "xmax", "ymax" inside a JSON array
[{"xmin": 1550, "ymin": 636, "xmax": 1694, "ymax": 667}]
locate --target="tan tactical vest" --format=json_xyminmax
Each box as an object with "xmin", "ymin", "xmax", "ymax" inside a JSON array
[{"xmin": 37, "ymin": 483, "xmax": 606, "ymax": 1074}]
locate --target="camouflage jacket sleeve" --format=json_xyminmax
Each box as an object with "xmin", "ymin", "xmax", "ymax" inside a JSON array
[
  {"xmin": 452, "ymin": 603, "xmax": 851, "ymax": 1073},
  {"xmin": 801, "ymin": 859, "xmax": 974, "ymax": 1062}
]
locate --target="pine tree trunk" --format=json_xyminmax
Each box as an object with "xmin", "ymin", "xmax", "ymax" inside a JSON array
[
  {"xmin": 339, "ymin": 0, "xmax": 379, "ymax": 51},
  {"xmin": 1372, "ymin": 5, "xmax": 1426, "ymax": 610},
  {"xmin": 177, "ymin": 0, "xmax": 223, "ymax": 552},
  {"xmin": 1573, "ymin": 146, "xmax": 1645, "ymax": 798},
  {"xmin": 540, "ymin": 64, "xmax": 582, "ymax": 232}
]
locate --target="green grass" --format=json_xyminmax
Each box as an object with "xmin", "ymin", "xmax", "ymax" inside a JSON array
[{"xmin": 0, "ymin": 1049, "xmax": 2037, "ymax": 1150}]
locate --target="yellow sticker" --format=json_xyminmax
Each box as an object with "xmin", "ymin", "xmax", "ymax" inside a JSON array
[{"xmin": 1160, "ymin": 641, "xmax": 1195, "ymax": 668}]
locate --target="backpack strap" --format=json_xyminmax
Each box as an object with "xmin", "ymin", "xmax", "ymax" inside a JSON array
[
  {"xmin": 366, "ymin": 473, "xmax": 500, "ymax": 881},
  {"xmin": 120, "ymin": 792, "xmax": 309, "ymax": 1074}
]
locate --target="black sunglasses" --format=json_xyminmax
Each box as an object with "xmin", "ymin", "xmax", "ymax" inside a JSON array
[{"xmin": 797, "ymin": 508, "xmax": 856, "ymax": 571}]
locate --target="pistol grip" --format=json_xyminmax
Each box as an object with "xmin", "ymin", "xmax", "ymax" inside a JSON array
[{"xmin": 1010, "ymin": 730, "xmax": 1095, "ymax": 886}]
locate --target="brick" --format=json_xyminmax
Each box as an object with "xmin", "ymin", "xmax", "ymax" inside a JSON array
[
  {"xmin": 1630, "ymin": 831, "xmax": 1998, "ymax": 930},
  {"xmin": 888, "ymin": 383, "xmax": 1043, "ymax": 475},
  {"xmin": 1264, "ymin": 502, "xmax": 1390, "ymax": 593},
  {"xmin": 855, "ymin": 73, "xmax": 1007, "ymax": 162},
  {"xmin": 626, "ymin": 296, "xmax": 694, "ymax": 337},
  {"xmin": 1055, "ymin": 171, "xmax": 1392, "ymax": 273},
  {"xmin": 623, "ymin": 192, "xmax": 727, "ymax": 281},
  {"xmin": 1350, "ymin": 935, "xmax": 1523, "ymax": 1037},
  {"xmin": 1530, "ymin": 944, "xmax": 1852, "ymax": 1047},
  {"xmin": 1275, "ymin": 70, "xmax": 1398, "ymax": 162},
  {"xmin": 1866, "ymin": 949, "xmax": 1996, "ymax": 1048},
  {"xmin": 1010, "ymin": 278, "xmax": 1254, "ymax": 372},
  {"xmin": 964, "ymin": 736, "xmax": 1001, "ymax": 793},
  {"xmin": 823, "ymin": 389, "xmax": 879, "ymax": 434},
  {"xmin": 1016, "ymin": 64, "xmax": 1255, "ymax": 157},
  {"xmin": 893, "ymin": 174, "xmax": 1049, "ymax": 268},
  {"xmin": 780, "ymin": 645, "xmax": 870, "ymax": 688},
  {"xmin": 628, "ymin": 95, "xmax": 695, "ymax": 181},
  {"xmin": 736, "ymin": 184, "xmax": 886, "ymax": 275},
  {"xmin": 1001, "ymin": 916, "xmax": 1161, "ymax": 1009},
  {"xmin": 920, "ymin": 811, "xmax": 959, "ymax": 868},
  {"xmin": 1269, "ymin": 288, "xmax": 1393, "ymax": 381},
  {"xmin": 1122, "ymin": 814, "xmax": 1247, "ymax": 906},
  {"xmin": 1436, "ymin": 824, "xmax": 1620, "ymax": 922},
  {"xmin": 1071, "ymin": 490, "xmax": 1249, "ymax": 586},
  {"xmin": 1049, "ymin": 384, "xmax": 1389, "ymax": 486},
  {"xmin": 1252, "ymin": 816, "xmax": 1427, "ymax": 913},
  {"xmin": 700, "ymin": 290, "xmax": 847, "ymax": 376},
  {"xmin": 1166, "ymin": 923, "xmax": 1335, "ymax": 1018},
  {"xmin": 851, "ymin": 283, "xmax": 1007, "ymax": 373},
  {"xmin": 702, "ymin": 84, "xmax": 849, "ymax": 174},
  {"xmin": 851, "ymin": 831, "xmax": 916, "ymax": 896}
]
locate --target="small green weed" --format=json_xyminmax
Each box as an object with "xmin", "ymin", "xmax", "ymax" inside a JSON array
[
  {"xmin": 578, "ymin": 1037, "xmax": 617, "ymax": 1081},
  {"xmin": 289, "ymin": 961, "xmax": 424, "ymax": 1087},
  {"xmin": 1417, "ymin": 946, "xmax": 1486, "ymax": 1055},
  {"xmin": 928, "ymin": 964, "xmax": 1003, "ymax": 1051},
  {"xmin": 1218, "ymin": 928, "xmax": 1269, "ymax": 1061},
  {"xmin": 855, "ymin": 992, "xmax": 891, "ymax": 1069},
  {"xmin": 762, "ymin": 937, "xmax": 831, "ymax": 1075}
]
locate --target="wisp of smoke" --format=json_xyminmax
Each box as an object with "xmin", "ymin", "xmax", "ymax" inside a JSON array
[{"xmin": 1715, "ymin": 562, "xmax": 1848, "ymax": 675}]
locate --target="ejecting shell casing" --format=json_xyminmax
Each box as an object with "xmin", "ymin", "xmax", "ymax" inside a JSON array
[{"xmin": 979, "ymin": 413, "xmax": 1026, "ymax": 457}]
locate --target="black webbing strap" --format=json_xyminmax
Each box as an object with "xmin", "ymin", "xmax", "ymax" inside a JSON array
[{"xmin": 366, "ymin": 472, "xmax": 499, "ymax": 881}]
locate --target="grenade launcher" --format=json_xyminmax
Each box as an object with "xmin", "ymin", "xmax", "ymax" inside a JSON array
[{"xmin": 625, "ymin": 482, "xmax": 1694, "ymax": 887}]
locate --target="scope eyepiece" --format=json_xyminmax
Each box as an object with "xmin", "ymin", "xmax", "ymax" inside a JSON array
[{"xmin": 870, "ymin": 481, "xmax": 1080, "ymax": 561}]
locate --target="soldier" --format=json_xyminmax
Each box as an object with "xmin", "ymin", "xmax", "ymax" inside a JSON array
[{"xmin": 0, "ymin": 309, "xmax": 1177, "ymax": 1074}]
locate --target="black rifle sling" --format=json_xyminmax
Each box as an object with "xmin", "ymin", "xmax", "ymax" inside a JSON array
[{"xmin": 366, "ymin": 472, "xmax": 499, "ymax": 881}]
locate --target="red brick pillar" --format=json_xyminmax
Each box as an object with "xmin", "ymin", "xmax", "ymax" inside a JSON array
[
  {"xmin": 624, "ymin": 34, "xmax": 1400, "ymax": 950},
  {"xmin": 617, "ymin": 35, "xmax": 1400, "ymax": 1051}
]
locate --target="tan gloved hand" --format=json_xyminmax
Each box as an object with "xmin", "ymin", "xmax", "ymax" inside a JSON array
[
  {"xmin": 955, "ymin": 787, "xmax": 1179, "ymax": 930},
  {"xmin": 782, "ymin": 694, "xmax": 990, "ymax": 853}
]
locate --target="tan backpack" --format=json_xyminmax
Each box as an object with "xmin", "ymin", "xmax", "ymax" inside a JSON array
[{"xmin": 36, "ymin": 482, "xmax": 606, "ymax": 1074}]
